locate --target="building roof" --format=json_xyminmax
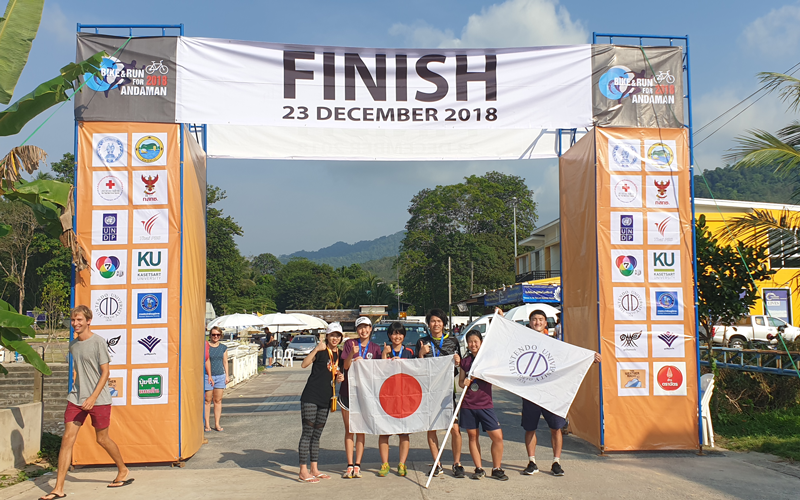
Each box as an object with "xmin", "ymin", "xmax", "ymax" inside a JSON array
[{"xmin": 695, "ymin": 198, "xmax": 800, "ymax": 212}]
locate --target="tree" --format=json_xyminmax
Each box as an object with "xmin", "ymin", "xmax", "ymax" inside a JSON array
[
  {"xmin": 251, "ymin": 252, "xmax": 283, "ymax": 276},
  {"xmin": 694, "ymin": 163, "xmax": 796, "ymax": 204},
  {"xmin": 695, "ymin": 214, "xmax": 774, "ymax": 341},
  {"xmin": 49, "ymin": 152, "xmax": 74, "ymax": 184},
  {"xmin": 0, "ymin": 199, "xmax": 38, "ymax": 312},
  {"xmin": 206, "ymin": 185, "xmax": 247, "ymax": 310},
  {"xmin": 399, "ymin": 171, "xmax": 536, "ymax": 311},
  {"xmin": 275, "ymin": 258, "xmax": 334, "ymax": 311}
]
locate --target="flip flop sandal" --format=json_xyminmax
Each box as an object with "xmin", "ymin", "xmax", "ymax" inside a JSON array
[
  {"xmin": 315, "ymin": 473, "xmax": 331, "ymax": 479},
  {"xmin": 107, "ymin": 478, "xmax": 135, "ymax": 488},
  {"xmin": 299, "ymin": 476, "xmax": 320, "ymax": 483},
  {"xmin": 39, "ymin": 494, "xmax": 66, "ymax": 500}
]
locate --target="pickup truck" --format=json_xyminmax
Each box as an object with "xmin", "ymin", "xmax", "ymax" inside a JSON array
[{"xmin": 712, "ymin": 315, "xmax": 800, "ymax": 349}]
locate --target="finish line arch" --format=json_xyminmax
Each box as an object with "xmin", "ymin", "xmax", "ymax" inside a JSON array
[{"xmin": 71, "ymin": 25, "xmax": 700, "ymax": 464}]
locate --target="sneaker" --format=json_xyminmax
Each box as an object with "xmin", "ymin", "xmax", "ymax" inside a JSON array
[
  {"xmin": 352, "ymin": 465, "xmax": 362, "ymax": 478},
  {"xmin": 379, "ymin": 463, "xmax": 390, "ymax": 477},
  {"xmin": 523, "ymin": 461, "xmax": 539, "ymax": 475},
  {"xmin": 429, "ymin": 463, "xmax": 444, "ymax": 477},
  {"xmin": 551, "ymin": 462, "xmax": 565, "ymax": 476},
  {"xmin": 452, "ymin": 463, "xmax": 466, "ymax": 478},
  {"xmin": 342, "ymin": 466, "xmax": 354, "ymax": 479},
  {"xmin": 471, "ymin": 467, "xmax": 486, "ymax": 480},
  {"xmin": 398, "ymin": 463, "xmax": 407, "ymax": 477},
  {"xmin": 491, "ymin": 468, "xmax": 508, "ymax": 481}
]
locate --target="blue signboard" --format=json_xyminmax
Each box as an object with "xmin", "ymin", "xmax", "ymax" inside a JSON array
[
  {"xmin": 484, "ymin": 284, "xmax": 562, "ymax": 307},
  {"xmin": 763, "ymin": 288, "xmax": 791, "ymax": 325}
]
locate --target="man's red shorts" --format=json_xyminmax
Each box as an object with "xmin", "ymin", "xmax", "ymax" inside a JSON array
[{"xmin": 64, "ymin": 401, "xmax": 112, "ymax": 429}]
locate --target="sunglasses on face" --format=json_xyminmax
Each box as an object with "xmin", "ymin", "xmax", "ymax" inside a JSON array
[{"xmin": 210, "ymin": 334, "xmax": 221, "ymax": 337}]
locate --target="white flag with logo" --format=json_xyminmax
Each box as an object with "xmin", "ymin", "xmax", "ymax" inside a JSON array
[
  {"xmin": 469, "ymin": 314, "xmax": 595, "ymax": 418},
  {"xmin": 349, "ymin": 356, "xmax": 454, "ymax": 435}
]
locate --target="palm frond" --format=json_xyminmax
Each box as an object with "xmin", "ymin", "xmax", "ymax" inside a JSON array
[
  {"xmin": 0, "ymin": 145, "xmax": 46, "ymax": 193},
  {"xmin": 757, "ymin": 72, "xmax": 800, "ymax": 113},
  {"xmin": 724, "ymin": 209, "xmax": 800, "ymax": 259},
  {"xmin": 723, "ymin": 129, "xmax": 800, "ymax": 174},
  {"xmin": 777, "ymin": 121, "xmax": 800, "ymax": 146}
]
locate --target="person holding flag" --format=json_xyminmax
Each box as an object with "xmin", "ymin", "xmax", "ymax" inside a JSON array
[
  {"xmin": 298, "ymin": 322, "xmax": 345, "ymax": 483},
  {"xmin": 340, "ymin": 316, "xmax": 383, "ymax": 479},
  {"xmin": 377, "ymin": 322, "xmax": 416, "ymax": 477},
  {"xmin": 459, "ymin": 330, "xmax": 507, "ymax": 481},
  {"xmin": 416, "ymin": 308, "xmax": 465, "ymax": 479}
]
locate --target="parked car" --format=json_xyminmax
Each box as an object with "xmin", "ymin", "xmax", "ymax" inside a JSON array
[
  {"xmin": 286, "ymin": 334, "xmax": 318, "ymax": 358},
  {"xmin": 712, "ymin": 315, "xmax": 800, "ymax": 349},
  {"xmin": 370, "ymin": 321, "xmax": 430, "ymax": 354}
]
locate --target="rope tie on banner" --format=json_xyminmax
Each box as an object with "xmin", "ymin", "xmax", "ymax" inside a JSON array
[
  {"xmin": 638, "ymin": 46, "xmax": 800, "ymax": 379},
  {"xmin": 17, "ymin": 36, "xmax": 134, "ymax": 147}
]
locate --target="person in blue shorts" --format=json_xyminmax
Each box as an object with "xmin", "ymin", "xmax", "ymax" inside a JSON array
[
  {"xmin": 205, "ymin": 326, "xmax": 229, "ymax": 432},
  {"xmin": 459, "ymin": 330, "xmax": 507, "ymax": 481}
]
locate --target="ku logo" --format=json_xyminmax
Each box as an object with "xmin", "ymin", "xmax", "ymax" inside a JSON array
[
  {"xmin": 138, "ymin": 251, "xmax": 162, "ymax": 267},
  {"xmin": 142, "ymin": 175, "xmax": 158, "ymax": 195},
  {"xmin": 653, "ymin": 252, "xmax": 675, "ymax": 267},
  {"xmin": 619, "ymin": 331, "xmax": 642, "ymax": 348},
  {"xmin": 654, "ymin": 179, "xmax": 670, "ymax": 199}
]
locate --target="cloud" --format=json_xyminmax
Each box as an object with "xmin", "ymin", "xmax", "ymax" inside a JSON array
[
  {"xmin": 390, "ymin": 0, "xmax": 587, "ymax": 48},
  {"xmin": 741, "ymin": 3, "xmax": 800, "ymax": 57}
]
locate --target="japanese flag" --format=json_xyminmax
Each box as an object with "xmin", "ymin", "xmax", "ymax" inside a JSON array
[{"xmin": 349, "ymin": 356, "xmax": 454, "ymax": 435}]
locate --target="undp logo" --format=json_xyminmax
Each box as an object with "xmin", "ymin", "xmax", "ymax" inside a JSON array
[{"xmin": 508, "ymin": 345, "xmax": 555, "ymax": 384}]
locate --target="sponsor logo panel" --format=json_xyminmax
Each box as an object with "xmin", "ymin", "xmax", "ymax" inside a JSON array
[
  {"xmin": 610, "ymin": 175, "xmax": 642, "ymax": 208},
  {"xmin": 610, "ymin": 212, "xmax": 643, "ymax": 245},
  {"xmin": 90, "ymin": 250, "xmax": 127, "ymax": 285},
  {"xmin": 650, "ymin": 288, "xmax": 684, "ymax": 321},
  {"xmin": 132, "ymin": 209, "xmax": 169, "ymax": 244},
  {"xmin": 90, "ymin": 289, "xmax": 127, "ymax": 326},
  {"xmin": 648, "ymin": 250, "xmax": 682, "ymax": 283},
  {"xmin": 131, "ymin": 248, "xmax": 169, "ymax": 284},
  {"xmin": 617, "ymin": 362, "xmax": 649, "ymax": 396},
  {"xmin": 91, "ymin": 210, "xmax": 129, "ymax": 245},
  {"xmin": 647, "ymin": 212, "xmax": 681, "ymax": 245},
  {"xmin": 614, "ymin": 324, "xmax": 648, "ymax": 358},
  {"xmin": 652, "ymin": 324, "xmax": 686, "ymax": 358},
  {"xmin": 132, "ymin": 133, "xmax": 167, "ymax": 166},
  {"xmin": 132, "ymin": 170, "xmax": 168, "ymax": 205},
  {"xmin": 131, "ymin": 367, "xmax": 169, "ymax": 405},
  {"xmin": 653, "ymin": 361, "xmax": 687, "ymax": 396},
  {"xmin": 92, "ymin": 133, "xmax": 127, "ymax": 168},
  {"xmin": 608, "ymin": 139, "xmax": 642, "ymax": 171},
  {"xmin": 92, "ymin": 171, "xmax": 129, "ymax": 206},
  {"xmin": 108, "ymin": 369, "xmax": 127, "ymax": 406},
  {"xmin": 94, "ymin": 329, "xmax": 127, "ymax": 365},
  {"xmin": 646, "ymin": 175, "xmax": 679, "ymax": 209},
  {"xmin": 131, "ymin": 328, "xmax": 168, "ymax": 364},
  {"xmin": 644, "ymin": 140, "xmax": 678, "ymax": 172},
  {"xmin": 132, "ymin": 288, "xmax": 168, "ymax": 324},
  {"xmin": 613, "ymin": 287, "xmax": 647, "ymax": 321},
  {"xmin": 611, "ymin": 249, "xmax": 644, "ymax": 283}
]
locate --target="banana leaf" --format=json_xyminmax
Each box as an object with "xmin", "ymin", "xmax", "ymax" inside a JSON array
[
  {"xmin": 0, "ymin": 0, "xmax": 45, "ymax": 105},
  {"xmin": 0, "ymin": 297, "xmax": 49, "ymax": 375},
  {"xmin": 5, "ymin": 178, "xmax": 72, "ymax": 238},
  {"xmin": 0, "ymin": 51, "xmax": 105, "ymax": 136},
  {"xmin": 0, "ymin": 222, "xmax": 9, "ymax": 237}
]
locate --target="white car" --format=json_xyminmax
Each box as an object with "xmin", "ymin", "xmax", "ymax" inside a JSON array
[{"xmin": 712, "ymin": 315, "xmax": 800, "ymax": 349}]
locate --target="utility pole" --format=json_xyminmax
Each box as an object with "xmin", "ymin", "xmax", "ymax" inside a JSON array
[
  {"xmin": 513, "ymin": 196, "xmax": 518, "ymax": 258},
  {"xmin": 470, "ymin": 261, "xmax": 474, "ymax": 322},
  {"xmin": 397, "ymin": 260, "xmax": 401, "ymax": 318},
  {"xmin": 448, "ymin": 256, "xmax": 452, "ymax": 331}
]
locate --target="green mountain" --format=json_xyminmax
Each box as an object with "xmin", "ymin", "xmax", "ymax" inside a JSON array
[
  {"xmin": 694, "ymin": 164, "xmax": 797, "ymax": 204},
  {"xmin": 361, "ymin": 256, "xmax": 398, "ymax": 284},
  {"xmin": 279, "ymin": 231, "xmax": 404, "ymax": 268}
]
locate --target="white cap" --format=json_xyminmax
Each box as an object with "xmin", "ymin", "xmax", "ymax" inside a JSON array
[
  {"xmin": 326, "ymin": 322, "xmax": 344, "ymax": 335},
  {"xmin": 355, "ymin": 317, "xmax": 372, "ymax": 328}
]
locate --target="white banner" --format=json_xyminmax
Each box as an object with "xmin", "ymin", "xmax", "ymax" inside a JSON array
[
  {"xmin": 469, "ymin": 314, "xmax": 595, "ymax": 418},
  {"xmin": 349, "ymin": 356, "xmax": 454, "ymax": 435}
]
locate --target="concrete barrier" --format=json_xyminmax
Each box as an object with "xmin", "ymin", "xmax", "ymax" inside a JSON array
[
  {"xmin": 0, "ymin": 402, "xmax": 42, "ymax": 470},
  {"xmin": 223, "ymin": 343, "xmax": 259, "ymax": 388}
]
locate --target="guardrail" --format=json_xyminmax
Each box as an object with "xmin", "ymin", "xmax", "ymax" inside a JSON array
[
  {"xmin": 700, "ymin": 346, "xmax": 800, "ymax": 377},
  {"xmin": 222, "ymin": 341, "xmax": 260, "ymax": 387}
]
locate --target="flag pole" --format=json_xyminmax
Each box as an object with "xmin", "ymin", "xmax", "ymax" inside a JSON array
[{"xmin": 424, "ymin": 374, "xmax": 469, "ymax": 489}]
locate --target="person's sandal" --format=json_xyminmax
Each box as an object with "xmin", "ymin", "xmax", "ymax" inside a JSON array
[{"xmin": 342, "ymin": 466, "xmax": 354, "ymax": 479}]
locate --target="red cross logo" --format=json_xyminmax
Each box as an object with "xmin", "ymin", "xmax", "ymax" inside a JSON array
[
  {"xmin": 105, "ymin": 179, "xmax": 116, "ymax": 190},
  {"xmin": 621, "ymin": 183, "xmax": 630, "ymax": 192}
]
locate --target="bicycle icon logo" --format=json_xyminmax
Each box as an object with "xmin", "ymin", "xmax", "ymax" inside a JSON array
[
  {"xmin": 145, "ymin": 60, "xmax": 169, "ymax": 75},
  {"xmin": 656, "ymin": 70, "xmax": 675, "ymax": 84}
]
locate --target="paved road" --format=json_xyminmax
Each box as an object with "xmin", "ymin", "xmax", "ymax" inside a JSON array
[{"xmin": 4, "ymin": 365, "xmax": 800, "ymax": 500}]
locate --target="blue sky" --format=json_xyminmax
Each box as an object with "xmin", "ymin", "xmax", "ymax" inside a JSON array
[{"xmin": 2, "ymin": 0, "xmax": 799, "ymax": 256}]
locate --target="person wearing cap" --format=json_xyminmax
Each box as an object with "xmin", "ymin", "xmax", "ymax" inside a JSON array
[
  {"xmin": 298, "ymin": 322, "xmax": 345, "ymax": 483},
  {"xmin": 340, "ymin": 316, "xmax": 382, "ymax": 479},
  {"xmin": 416, "ymin": 308, "xmax": 465, "ymax": 479}
]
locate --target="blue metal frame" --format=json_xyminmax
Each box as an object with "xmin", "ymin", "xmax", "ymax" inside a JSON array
[
  {"xmin": 72, "ymin": 23, "xmax": 186, "ymax": 459},
  {"xmin": 593, "ymin": 32, "xmax": 702, "ymax": 448}
]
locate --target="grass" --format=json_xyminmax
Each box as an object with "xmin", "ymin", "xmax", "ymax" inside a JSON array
[
  {"xmin": 0, "ymin": 433, "xmax": 60, "ymax": 490},
  {"xmin": 715, "ymin": 406, "xmax": 800, "ymax": 461}
]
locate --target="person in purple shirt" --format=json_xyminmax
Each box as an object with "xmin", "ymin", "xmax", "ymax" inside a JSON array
[
  {"xmin": 458, "ymin": 330, "xmax": 507, "ymax": 481},
  {"xmin": 339, "ymin": 316, "xmax": 383, "ymax": 479}
]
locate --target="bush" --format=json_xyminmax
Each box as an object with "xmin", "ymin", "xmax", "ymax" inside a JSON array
[
  {"xmin": 38, "ymin": 432, "xmax": 61, "ymax": 465},
  {"xmin": 714, "ymin": 368, "xmax": 800, "ymax": 414}
]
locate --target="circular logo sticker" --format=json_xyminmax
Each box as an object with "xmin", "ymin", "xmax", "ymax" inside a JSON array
[
  {"xmin": 656, "ymin": 365, "xmax": 683, "ymax": 391},
  {"xmin": 135, "ymin": 135, "xmax": 164, "ymax": 163},
  {"xmin": 96, "ymin": 175, "xmax": 125, "ymax": 202},
  {"xmin": 95, "ymin": 256, "xmax": 122, "ymax": 279},
  {"xmin": 613, "ymin": 179, "xmax": 638, "ymax": 204},
  {"xmin": 140, "ymin": 293, "xmax": 160, "ymax": 312},
  {"xmin": 96, "ymin": 136, "xmax": 124, "ymax": 164},
  {"xmin": 647, "ymin": 143, "xmax": 674, "ymax": 169}
]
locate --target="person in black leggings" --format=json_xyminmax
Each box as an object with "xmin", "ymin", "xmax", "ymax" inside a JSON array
[{"xmin": 298, "ymin": 322, "xmax": 344, "ymax": 483}]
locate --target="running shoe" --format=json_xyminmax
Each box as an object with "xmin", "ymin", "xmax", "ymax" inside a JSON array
[
  {"xmin": 342, "ymin": 466, "xmax": 354, "ymax": 479},
  {"xmin": 379, "ymin": 463, "xmax": 390, "ymax": 477},
  {"xmin": 429, "ymin": 463, "xmax": 444, "ymax": 477},
  {"xmin": 398, "ymin": 463, "xmax": 407, "ymax": 477},
  {"xmin": 491, "ymin": 468, "xmax": 508, "ymax": 481},
  {"xmin": 523, "ymin": 461, "xmax": 539, "ymax": 475},
  {"xmin": 551, "ymin": 462, "xmax": 565, "ymax": 476},
  {"xmin": 352, "ymin": 465, "xmax": 362, "ymax": 478},
  {"xmin": 471, "ymin": 467, "xmax": 486, "ymax": 480},
  {"xmin": 452, "ymin": 463, "xmax": 466, "ymax": 478}
]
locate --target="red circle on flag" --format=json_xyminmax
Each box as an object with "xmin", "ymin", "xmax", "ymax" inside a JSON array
[
  {"xmin": 656, "ymin": 365, "xmax": 683, "ymax": 391},
  {"xmin": 379, "ymin": 373, "xmax": 423, "ymax": 419}
]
